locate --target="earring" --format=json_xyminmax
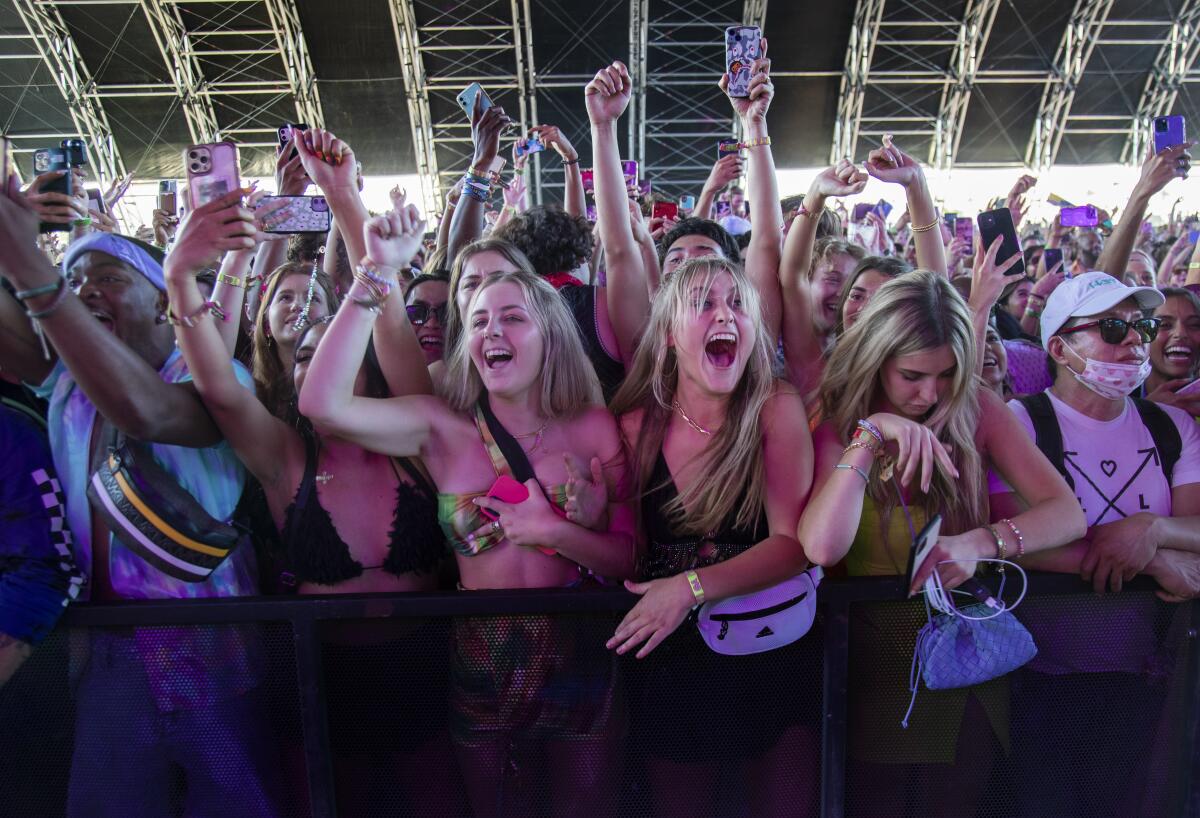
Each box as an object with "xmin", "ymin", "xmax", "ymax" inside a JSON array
[{"xmin": 155, "ymin": 312, "xmax": 168, "ymax": 325}]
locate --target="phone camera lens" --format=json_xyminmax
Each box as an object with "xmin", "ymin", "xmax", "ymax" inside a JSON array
[{"xmin": 1156, "ymin": 120, "xmax": 1168, "ymax": 133}]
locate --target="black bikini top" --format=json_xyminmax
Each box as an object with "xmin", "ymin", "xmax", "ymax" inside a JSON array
[
  {"xmin": 640, "ymin": 450, "xmax": 768, "ymax": 581},
  {"xmin": 278, "ymin": 433, "xmax": 444, "ymax": 587}
]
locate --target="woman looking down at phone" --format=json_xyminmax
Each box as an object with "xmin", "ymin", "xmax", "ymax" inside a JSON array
[
  {"xmin": 797, "ymin": 270, "xmax": 1083, "ymax": 817},
  {"xmin": 300, "ymin": 205, "xmax": 635, "ymax": 818},
  {"xmin": 608, "ymin": 256, "xmax": 818, "ymax": 818}
]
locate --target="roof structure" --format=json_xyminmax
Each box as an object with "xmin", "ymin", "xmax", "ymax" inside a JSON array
[{"xmin": 3, "ymin": 0, "xmax": 1200, "ymax": 212}]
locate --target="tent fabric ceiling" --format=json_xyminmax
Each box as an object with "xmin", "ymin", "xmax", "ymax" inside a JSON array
[{"xmin": 2, "ymin": 0, "xmax": 1199, "ymax": 185}]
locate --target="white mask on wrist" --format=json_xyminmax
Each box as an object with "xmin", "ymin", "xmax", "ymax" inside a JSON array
[{"xmin": 1062, "ymin": 340, "xmax": 1151, "ymax": 400}]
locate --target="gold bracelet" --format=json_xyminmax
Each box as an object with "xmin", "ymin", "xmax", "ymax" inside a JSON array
[
  {"xmin": 742, "ymin": 136, "xmax": 772, "ymax": 149},
  {"xmin": 910, "ymin": 217, "xmax": 941, "ymax": 233},
  {"xmin": 216, "ymin": 272, "xmax": 244, "ymax": 288},
  {"xmin": 842, "ymin": 440, "xmax": 880, "ymax": 458},
  {"xmin": 986, "ymin": 525, "xmax": 1007, "ymax": 573}
]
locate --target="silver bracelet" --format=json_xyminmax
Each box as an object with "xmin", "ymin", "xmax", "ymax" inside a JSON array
[{"xmin": 835, "ymin": 463, "xmax": 870, "ymax": 484}]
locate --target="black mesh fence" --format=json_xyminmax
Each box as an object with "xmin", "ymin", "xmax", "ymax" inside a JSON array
[{"xmin": 0, "ymin": 580, "xmax": 1195, "ymax": 818}]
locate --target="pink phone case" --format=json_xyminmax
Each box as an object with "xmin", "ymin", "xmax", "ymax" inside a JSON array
[
  {"xmin": 184, "ymin": 142, "xmax": 240, "ymax": 210},
  {"xmin": 479, "ymin": 475, "xmax": 529, "ymax": 521}
]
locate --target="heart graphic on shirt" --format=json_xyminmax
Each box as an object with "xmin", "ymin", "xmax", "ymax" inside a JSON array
[{"xmin": 1100, "ymin": 460, "xmax": 1117, "ymax": 477}]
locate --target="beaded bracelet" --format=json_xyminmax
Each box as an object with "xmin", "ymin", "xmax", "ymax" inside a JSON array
[
  {"xmin": 356, "ymin": 262, "xmax": 395, "ymax": 290},
  {"xmin": 352, "ymin": 271, "xmax": 391, "ymax": 304},
  {"xmin": 685, "ymin": 569, "xmax": 706, "ymax": 606},
  {"xmin": 856, "ymin": 418, "xmax": 885, "ymax": 447},
  {"xmin": 216, "ymin": 272, "xmax": 244, "ymax": 288},
  {"xmin": 167, "ymin": 300, "xmax": 225, "ymax": 328},
  {"xmin": 1001, "ymin": 518, "xmax": 1025, "ymax": 559},
  {"xmin": 562, "ymin": 157, "xmax": 580, "ymax": 165},
  {"xmin": 741, "ymin": 136, "xmax": 772, "ymax": 149}
]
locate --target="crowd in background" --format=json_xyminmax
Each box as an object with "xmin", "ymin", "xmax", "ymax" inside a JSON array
[{"xmin": 0, "ymin": 33, "xmax": 1199, "ymax": 818}]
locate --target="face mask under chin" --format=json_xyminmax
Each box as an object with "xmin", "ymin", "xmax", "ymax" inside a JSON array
[{"xmin": 1061, "ymin": 338, "xmax": 1151, "ymax": 401}]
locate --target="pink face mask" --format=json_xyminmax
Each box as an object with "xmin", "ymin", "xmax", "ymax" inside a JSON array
[{"xmin": 1063, "ymin": 341, "xmax": 1152, "ymax": 400}]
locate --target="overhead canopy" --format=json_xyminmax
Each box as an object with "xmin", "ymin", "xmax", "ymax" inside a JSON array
[{"xmin": 3, "ymin": 0, "xmax": 1199, "ymax": 208}]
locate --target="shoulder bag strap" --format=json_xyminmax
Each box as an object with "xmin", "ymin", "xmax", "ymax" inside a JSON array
[
  {"xmin": 1017, "ymin": 392, "xmax": 1074, "ymax": 491},
  {"xmin": 1131, "ymin": 398, "xmax": 1183, "ymax": 483}
]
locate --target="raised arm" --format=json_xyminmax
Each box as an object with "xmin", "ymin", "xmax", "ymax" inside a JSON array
[
  {"xmin": 586, "ymin": 61, "xmax": 648, "ymax": 364},
  {"xmin": 164, "ymin": 199, "xmax": 298, "ymax": 487},
  {"xmin": 300, "ymin": 209, "xmax": 440, "ymax": 457},
  {"xmin": 447, "ymin": 98, "xmax": 512, "ymax": 262},
  {"xmin": 864, "ymin": 135, "xmax": 946, "ymax": 275},
  {"xmin": 292, "ymin": 127, "xmax": 369, "ymax": 290},
  {"xmin": 365, "ymin": 199, "xmax": 433, "ymax": 398},
  {"xmin": 1098, "ymin": 142, "xmax": 1191, "ymax": 279},
  {"xmin": 967, "ymin": 237, "xmax": 1023, "ymax": 371},
  {"xmin": 696, "ymin": 155, "xmax": 742, "ymax": 221},
  {"xmin": 0, "ymin": 185, "xmax": 257, "ymax": 446},
  {"xmin": 532, "ymin": 125, "xmax": 585, "ymax": 218},
  {"xmin": 0, "ymin": 176, "xmax": 57, "ymax": 382},
  {"xmin": 722, "ymin": 39, "xmax": 784, "ymax": 339},
  {"xmin": 779, "ymin": 162, "xmax": 867, "ymax": 396}
]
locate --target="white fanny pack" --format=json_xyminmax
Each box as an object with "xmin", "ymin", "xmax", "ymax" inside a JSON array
[{"xmin": 696, "ymin": 567, "xmax": 822, "ymax": 655}]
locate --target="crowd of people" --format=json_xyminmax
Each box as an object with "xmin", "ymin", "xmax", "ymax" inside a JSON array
[{"xmin": 1, "ymin": 38, "xmax": 1199, "ymax": 818}]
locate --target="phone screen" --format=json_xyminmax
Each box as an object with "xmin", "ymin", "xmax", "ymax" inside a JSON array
[
  {"xmin": 580, "ymin": 169, "xmax": 594, "ymax": 193},
  {"xmin": 1042, "ymin": 247, "xmax": 1063, "ymax": 273},
  {"xmin": 904, "ymin": 514, "xmax": 943, "ymax": 597},
  {"xmin": 954, "ymin": 217, "xmax": 973, "ymax": 244}
]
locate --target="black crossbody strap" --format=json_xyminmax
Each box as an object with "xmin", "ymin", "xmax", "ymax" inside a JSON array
[
  {"xmin": 476, "ymin": 393, "xmax": 538, "ymax": 483},
  {"xmin": 1018, "ymin": 392, "xmax": 1074, "ymax": 491}
]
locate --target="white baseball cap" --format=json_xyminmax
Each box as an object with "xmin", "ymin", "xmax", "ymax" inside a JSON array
[{"xmin": 1039, "ymin": 271, "xmax": 1164, "ymax": 350}]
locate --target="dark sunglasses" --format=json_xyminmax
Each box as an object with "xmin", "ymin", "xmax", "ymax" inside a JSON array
[
  {"xmin": 1057, "ymin": 316, "xmax": 1160, "ymax": 345},
  {"xmin": 406, "ymin": 302, "xmax": 448, "ymax": 326}
]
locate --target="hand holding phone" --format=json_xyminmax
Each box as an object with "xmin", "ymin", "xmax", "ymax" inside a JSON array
[
  {"xmin": 652, "ymin": 201, "xmax": 678, "ymax": 221},
  {"xmin": 1175, "ymin": 378, "xmax": 1200, "ymax": 397},
  {"xmin": 457, "ymin": 83, "xmax": 493, "ymax": 118},
  {"xmin": 184, "ymin": 142, "xmax": 240, "ymax": 210},
  {"xmin": 1042, "ymin": 247, "xmax": 1063, "ymax": 274},
  {"xmin": 977, "ymin": 208, "xmax": 1026, "ymax": 277},
  {"xmin": 1060, "ymin": 205, "xmax": 1098, "ymax": 228},
  {"xmin": 724, "ymin": 26, "xmax": 762, "ymax": 98},
  {"xmin": 479, "ymin": 475, "xmax": 529, "ymax": 522},
  {"xmin": 1153, "ymin": 115, "xmax": 1186, "ymax": 155}
]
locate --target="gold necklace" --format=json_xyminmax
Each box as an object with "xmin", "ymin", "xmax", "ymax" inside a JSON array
[
  {"xmin": 673, "ymin": 401, "xmax": 713, "ymax": 436},
  {"xmin": 512, "ymin": 421, "xmax": 548, "ymax": 454}
]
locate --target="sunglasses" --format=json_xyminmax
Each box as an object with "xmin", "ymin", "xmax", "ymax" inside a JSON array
[
  {"xmin": 406, "ymin": 302, "xmax": 448, "ymax": 326},
  {"xmin": 1057, "ymin": 316, "xmax": 1160, "ymax": 345}
]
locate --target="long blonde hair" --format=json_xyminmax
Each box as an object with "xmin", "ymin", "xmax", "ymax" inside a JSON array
[
  {"xmin": 443, "ymin": 268, "xmax": 601, "ymax": 417},
  {"xmin": 819, "ymin": 270, "xmax": 984, "ymax": 536},
  {"xmin": 610, "ymin": 257, "xmax": 776, "ymax": 535}
]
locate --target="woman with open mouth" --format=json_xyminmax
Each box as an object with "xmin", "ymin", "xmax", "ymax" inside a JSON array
[
  {"xmin": 300, "ymin": 204, "xmax": 635, "ymax": 818},
  {"xmin": 1145, "ymin": 286, "xmax": 1200, "ymax": 418},
  {"xmin": 608, "ymin": 256, "xmax": 819, "ymax": 818}
]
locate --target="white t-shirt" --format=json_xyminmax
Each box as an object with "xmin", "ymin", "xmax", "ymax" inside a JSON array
[
  {"xmin": 992, "ymin": 391, "xmax": 1200, "ymax": 675},
  {"xmin": 991, "ymin": 391, "xmax": 1200, "ymax": 522}
]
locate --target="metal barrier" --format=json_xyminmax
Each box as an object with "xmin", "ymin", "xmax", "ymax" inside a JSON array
[{"xmin": 1, "ymin": 575, "xmax": 1196, "ymax": 818}]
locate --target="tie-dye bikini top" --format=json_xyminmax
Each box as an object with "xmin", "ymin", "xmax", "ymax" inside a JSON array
[{"xmin": 437, "ymin": 404, "xmax": 570, "ymax": 557}]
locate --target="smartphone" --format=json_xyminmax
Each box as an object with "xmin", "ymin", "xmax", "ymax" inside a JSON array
[
  {"xmin": 679, "ymin": 194, "xmax": 695, "ymax": 211},
  {"xmin": 717, "ymin": 138, "xmax": 741, "ymax": 158},
  {"xmin": 277, "ymin": 123, "xmax": 308, "ymax": 156},
  {"xmin": 585, "ymin": 203, "xmax": 597, "ymax": 222},
  {"xmin": 621, "ymin": 160, "xmax": 638, "ymax": 187},
  {"xmin": 1176, "ymin": 378, "xmax": 1200, "ymax": 397},
  {"xmin": 456, "ymin": 83, "xmax": 492, "ymax": 118},
  {"xmin": 60, "ymin": 138, "xmax": 87, "ymax": 167},
  {"xmin": 943, "ymin": 212, "xmax": 958, "ymax": 233},
  {"xmin": 874, "ymin": 200, "xmax": 894, "ymax": 220},
  {"xmin": 580, "ymin": 168, "xmax": 594, "ymax": 194},
  {"xmin": 515, "ymin": 135, "xmax": 545, "ymax": 157},
  {"xmin": 1042, "ymin": 246, "xmax": 1063, "ymax": 273},
  {"xmin": 852, "ymin": 202, "xmax": 873, "ymax": 221},
  {"xmin": 1060, "ymin": 205, "xmax": 1098, "ymax": 228},
  {"xmin": 1190, "ymin": 229, "xmax": 1200, "ymax": 245},
  {"xmin": 638, "ymin": 180, "xmax": 652, "ymax": 198},
  {"xmin": 954, "ymin": 216, "xmax": 973, "ymax": 245},
  {"xmin": 184, "ymin": 142, "xmax": 240, "ymax": 210},
  {"xmin": 715, "ymin": 201, "xmax": 732, "ymax": 219},
  {"xmin": 977, "ymin": 208, "xmax": 1026, "ymax": 277},
  {"xmin": 724, "ymin": 25, "xmax": 762, "ymax": 98},
  {"xmin": 33, "ymin": 148, "xmax": 72, "ymax": 232},
  {"xmin": 86, "ymin": 188, "xmax": 105, "ymax": 215},
  {"xmin": 1153, "ymin": 115, "xmax": 1186, "ymax": 154},
  {"xmin": 255, "ymin": 195, "xmax": 331, "ymax": 234},
  {"xmin": 904, "ymin": 514, "xmax": 943, "ymax": 598},
  {"xmin": 652, "ymin": 201, "xmax": 679, "ymax": 221},
  {"xmin": 479, "ymin": 475, "xmax": 529, "ymax": 522},
  {"xmin": 158, "ymin": 180, "xmax": 177, "ymax": 215}
]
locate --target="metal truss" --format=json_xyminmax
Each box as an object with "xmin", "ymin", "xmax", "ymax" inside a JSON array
[
  {"xmin": 831, "ymin": 0, "xmax": 884, "ymax": 164},
  {"xmin": 1121, "ymin": 0, "xmax": 1200, "ymax": 164},
  {"xmin": 11, "ymin": 0, "xmax": 128, "ymax": 188},
  {"xmin": 388, "ymin": 0, "xmax": 533, "ymax": 214},
  {"xmin": 930, "ymin": 0, "xmax": 1000, "ymax": 169},
  {"xmin": 1025, "ymin": 0, "xmax": 1114, "ymax": 171},
  {"xmin": 627, "ymin": 0, "xmax": 765, "ymax": 195},
  {"xmin": 138, "ymin": 0, "xmax": 220, "ymax": 144},
  {"xmin": 94, "ymin": 0, "xmax": 323, "ymax": 162}
]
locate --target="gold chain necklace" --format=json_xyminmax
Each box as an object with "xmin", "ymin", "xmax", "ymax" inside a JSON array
[
  {"xmin": 673, "ymin": 401, "xmax": 712, "ymax": 436},
  {"xmin": 512, "ymin": 421, "xmax": 548, "ymax": 454}
]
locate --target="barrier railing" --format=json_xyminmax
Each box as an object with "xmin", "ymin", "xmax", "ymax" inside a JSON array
[{"xmin": 1, "ymin": 574, "xmax": 1196, "ymax": 818}]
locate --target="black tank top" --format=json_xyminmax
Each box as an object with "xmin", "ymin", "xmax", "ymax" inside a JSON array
[
  {"xmin": 640, "ymin": 450, "xmax": 768, "ymax": 581},
  {"xmin": 559, "ymin": 284, "xmax": 625, "ymax": 401},
  {"xmin": 278, "ymin": 434, "xmax": 444, "ymax": 586}
]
